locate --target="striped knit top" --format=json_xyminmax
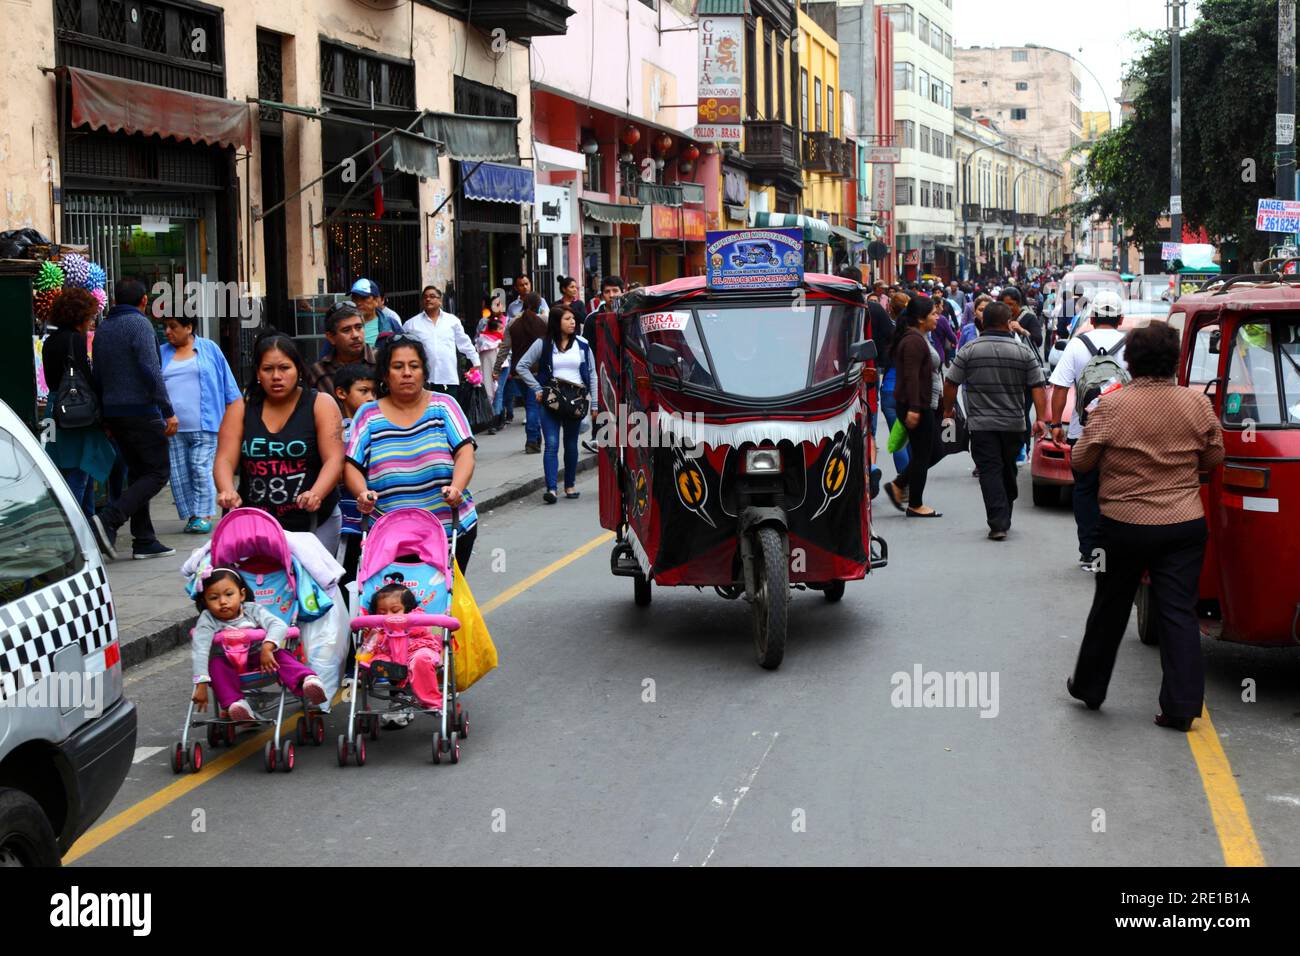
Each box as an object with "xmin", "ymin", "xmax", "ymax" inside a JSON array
[{"xmin": 346, "ymin": 391, "xmax": 478, "ymax": 532}]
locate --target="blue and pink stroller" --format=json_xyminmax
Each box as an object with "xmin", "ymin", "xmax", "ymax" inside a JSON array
[
  {"xmin": 173, "ymin": 508, "xmax": 327, "ymax": 774},
  {"xmin": 340, "ymin": 509, "xmax": 466, "ymax": 767}
]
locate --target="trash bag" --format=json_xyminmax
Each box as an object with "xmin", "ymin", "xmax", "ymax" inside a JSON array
[
  {"xmin": 0, "ymin": 228, "xmax": 52, "ymax": 260},
  {"xmin": 450, "ymin": 560, "xmax": 497, "ymax": 692}
]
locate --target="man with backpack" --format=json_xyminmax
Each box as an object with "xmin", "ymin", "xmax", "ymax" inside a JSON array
[{"xmin": 1047, "ymin": 290, "xmax": 1130, "ymax": 571}]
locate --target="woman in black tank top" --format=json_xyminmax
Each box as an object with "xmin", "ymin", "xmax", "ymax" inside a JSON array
[{"xmin": 214, "ymin": 335, "xmax": 345, "ymax": 551}]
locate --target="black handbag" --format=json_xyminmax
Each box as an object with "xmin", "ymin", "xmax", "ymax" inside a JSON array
[
  {"xmin": 52, "ymin": 348, "xmax": 100, "ymax": 430},
  {"xmin": 933, "ymin": 402, "xmax": 969, "ymax": 461},
  {"xmin": 543, "ymin": 379, "xmax": 590, "ymax": 419}
]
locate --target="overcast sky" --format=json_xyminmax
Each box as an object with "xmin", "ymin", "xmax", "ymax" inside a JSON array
[{"xmin": 952, "ymin": 0, "xmax": 1203, "ymax": 121}]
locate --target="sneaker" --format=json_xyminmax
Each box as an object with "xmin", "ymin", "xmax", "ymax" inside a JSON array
[
  {"xmin": 581, "ymin": 439, "xmax": 599, "ymax": 454},
  {"xmin": 543, "ymin": 490, "xmax": 557, "ymax": 504},
  {"xmin": 132, "ymin": 539, "xmax": 176, "ymax": 560},
  {"xmin": 187, "ymin": 518, "xmax": 212, "ymax": 534},
  {"xmin": 301, "ymin": 675, "xmax": 327, "ymax": 705},
  {"xmin": 988, "ymin": 529, "xmax": 1008, "ymax": 541},
  {"xmin": 227, "ymin": 699, "xmax": 255, "ymax": 722},
  {"xmin": 182, "ymin": 517, "xmax": 197, "ymax": 533},
  {"xmin": 91, "ymin": 514, "xmax": 118, "ymax": 561},
  {"xmin": 525, "ymin": 442, "xmax": 541, "ymax": 454},
  {"xmin": 869, "ymin": 468, "xmax": 882, "ymax": 500},
  {"xmin": 380, "ymin": 709, "xmax": 414, "ymax": 729}
]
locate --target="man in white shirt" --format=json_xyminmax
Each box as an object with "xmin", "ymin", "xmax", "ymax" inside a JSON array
[
  {"xmin": 1046, "ymin": 289, "xmax": 1127, "ymax": 571},
  {"xmin": 403, "ymin": 285, "xmax": 479, "ymax": 406}
]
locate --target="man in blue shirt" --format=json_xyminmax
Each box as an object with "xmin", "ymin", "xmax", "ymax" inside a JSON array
[{"xmin": 90, "ymin": 278, "xmax": 177, "ymax": 561}]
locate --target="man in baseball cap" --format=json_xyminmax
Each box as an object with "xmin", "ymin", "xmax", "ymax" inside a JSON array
[{"xmin": 349, "ymin": 278, "xmax": 400, "ymax": 346}]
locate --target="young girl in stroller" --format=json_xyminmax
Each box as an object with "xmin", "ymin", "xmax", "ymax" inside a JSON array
[
  {"xmin": 359, "ymin": 583, "xmax": 444, "ymax": 710},
  {"xmin": 191, "ymin": 568, "xmax": 327, "ymax": 722}
]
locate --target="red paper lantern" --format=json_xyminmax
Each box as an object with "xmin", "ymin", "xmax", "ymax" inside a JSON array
[
  {"xmin": 621, "ymin": 125, "xmax": 641, "ymax": 147},
  {"xmin": 681, "ymin": 143, "xmax": 700, "ymax": 162},
  {"xmin": 656, "ymin": 133, "xmax": 673, "ymax": 154}
]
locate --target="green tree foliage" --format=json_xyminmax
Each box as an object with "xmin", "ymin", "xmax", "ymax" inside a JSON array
[{"xmin": 1071, "ymin": 0, "xmax": 1291, "ymax": 262}]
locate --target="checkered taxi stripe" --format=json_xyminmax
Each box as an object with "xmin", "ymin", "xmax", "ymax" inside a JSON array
[{"xmin": 0, "ymin": 566, "xmax": 115, "ymax": 701}]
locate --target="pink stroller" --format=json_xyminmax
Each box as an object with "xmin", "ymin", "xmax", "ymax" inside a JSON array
[
  {"xmin": 341, "ymin": 509, "xmax": 464, "ymax": 767},
  {"xmin": 174, "ymin": 508, "xmax": 322, "ymax": 775}
]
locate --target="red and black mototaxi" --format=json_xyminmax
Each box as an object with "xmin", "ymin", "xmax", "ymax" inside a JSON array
[{"xmin": 592, "ymin": 273, "xmax": 887, "ymax": 669}]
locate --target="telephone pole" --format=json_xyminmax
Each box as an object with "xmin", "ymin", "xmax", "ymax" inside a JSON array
[
  {"xmin": 1168, "ymin": 0, "xmax": 1185, "ymax": 246},
  {"xmin": 1278, "ymin": 0, "xmax": 1297, "ymax": 252}
]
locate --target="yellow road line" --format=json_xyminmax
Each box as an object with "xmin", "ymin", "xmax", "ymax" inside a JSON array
[
  {"xmin": 479, "ymin": 531, "xmax": 615, "ymax": 615},
  {"xmin": 64, "ymin": 530, "xmax": 615, "ymax": 865},
  {"xmin": 1187, "ymin": 704, "xmax": 1266, "ymax": 867}
]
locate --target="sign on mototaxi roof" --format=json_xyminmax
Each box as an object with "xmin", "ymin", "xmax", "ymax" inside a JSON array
[{"xmin": 705, "ymin": 228, "xmax": 804, "ymax": 291}]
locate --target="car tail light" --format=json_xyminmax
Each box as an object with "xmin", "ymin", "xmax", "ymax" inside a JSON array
[
  {"xmin": 1223, "ymin": 464, "xmax": 1269, "ymax": 491},
  {"xmin": 104, "ymin": 641, "xmax": 121, "ymax": 670}
]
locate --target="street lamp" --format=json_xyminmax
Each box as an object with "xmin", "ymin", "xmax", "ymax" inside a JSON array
[
  {"xmin": 961, "ymin": 139, "xmax": 1005, "ymax": 278},
  {"xmin": 1011, "ymin": 167, "xmax": 1032, "ymax": 268}
]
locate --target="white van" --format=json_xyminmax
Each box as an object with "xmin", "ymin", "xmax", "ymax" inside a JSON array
[{"xmin": 0, "ymin": 400, "xmax": 135, "ymax": 865}]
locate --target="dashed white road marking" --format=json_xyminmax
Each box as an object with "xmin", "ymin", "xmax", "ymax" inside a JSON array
[{"xmin": 672, "ymin": 732, "xmax": 779, "ymax": 867}]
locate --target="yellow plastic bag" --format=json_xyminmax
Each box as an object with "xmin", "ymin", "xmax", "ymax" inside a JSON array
[{"xmin": 451, "ymin": 560, "xmax": 497, "ymax": 691}]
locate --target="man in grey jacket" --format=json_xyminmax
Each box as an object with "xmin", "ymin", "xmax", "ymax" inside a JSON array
[{"xmin": 89, "ymin": 278, "xmax": 177, "ymax": 561}]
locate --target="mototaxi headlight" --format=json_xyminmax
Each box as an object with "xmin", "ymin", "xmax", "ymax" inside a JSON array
[{"xmin": 743, "ymin": 448, "xmax": 783, "ymax": 474}]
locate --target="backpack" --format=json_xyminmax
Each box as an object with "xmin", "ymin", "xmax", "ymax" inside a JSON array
[
  {"xmin": 1075, "ymin": 332, "xmax": 1129, "ymax": 427},
  {"xmin": 52, "ymin": 346, "xmax": 100, "ymax": 430}
]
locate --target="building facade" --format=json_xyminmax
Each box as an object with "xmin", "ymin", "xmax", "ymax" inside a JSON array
[
  {"xmin": 878, "ymin": 0, "xmax": 955, "ymax": 281},
  {"xmin": 953, "ymin": 43, "xmax": 1084, "ymax": 266},
  {"xmin": 954, "ymin": 111, "xmax": 1063, "ymax": 277},
  {"xmin": 3, "ymin": 0, "xmax": 562, "ymax": 370}
]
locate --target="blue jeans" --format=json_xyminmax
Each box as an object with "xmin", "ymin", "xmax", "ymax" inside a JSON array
[
  {"xmin": 540, "ymin": 407, "xmax": 580, "ymax": 492},
  {"xmin": 519, "ymin": 380, "xmax": 541, "ymax": 445},
  {"xmin": 59, "ymin": 467, "xmax": 96, "ymax": 519},
  {"xmin": 880, "ymin": 369, "xmax": 911, "ymax": 475}
]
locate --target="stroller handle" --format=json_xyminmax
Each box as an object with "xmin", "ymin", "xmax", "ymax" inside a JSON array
[
  {"xmin": 215, "ymin": 627, "xmax": 300, "ymax": 643},
  {"xmin": 351, "ymin": 613, "xmax": 460, "ymax": 633}
]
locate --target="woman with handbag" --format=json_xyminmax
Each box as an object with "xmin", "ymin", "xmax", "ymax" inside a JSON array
[
  {"xmin": 516, "ymin": 306, "xmax": 598, "ymax": 504},
  {"xmin": 43, "ymin": 288, "xmax": 114, "ymax": 518}
]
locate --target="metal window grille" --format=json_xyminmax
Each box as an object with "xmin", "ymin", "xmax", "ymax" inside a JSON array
[
  {"xmin": 320, "ymin": 49, "xmax": 336, "ymax": 95},
  {"xmin": 257, "ymin": 31, "xmax": 284, "ymax": 122},
  {"xmin": 178, "ymin": 10, "xmax": 214, "ymax": 62},
  {"xmin": 62, "ymin": 193, "xmax": 203, "ymax": 298},
  {"xmin": 142, "ymin": 6, "xmax": 166, "ymax": 53},
  {"xmin": 97, "ymin": 0, "xmax": 125, "ymax": 43},
  {"xmin": 341, "ymin": 51, "xmax": 360, "ymax": 100},
  {"xmin": 55, "ymin": 0, "xmax": 82, "ymax": 32}
]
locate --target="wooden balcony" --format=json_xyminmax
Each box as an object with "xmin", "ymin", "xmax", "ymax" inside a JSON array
[
  {"xmin": 803, "ymin": 130, "xmax": 834, "ymax": 173},
  {"xmin": 743, "ymin": 120, "xmax": 803, "ymax": 190}
]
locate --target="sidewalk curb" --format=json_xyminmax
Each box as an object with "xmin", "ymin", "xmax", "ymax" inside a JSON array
[{"xmin": 115, "ymin": 452, "xmax": 599, "ymax": 671}]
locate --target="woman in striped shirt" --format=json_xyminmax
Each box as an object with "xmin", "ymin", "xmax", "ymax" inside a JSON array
[{"xmin": 344, "ymin": 334, "xmax": 479, "ymax": 571}]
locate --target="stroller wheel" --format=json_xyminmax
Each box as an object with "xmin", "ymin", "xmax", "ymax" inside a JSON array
[
  {"xmin": 369, "ymin": 716, "xmax": 380, "ymax": 741},
  {"xmin": 432, "ymin": 733, "xmax": 442, "ymax": 764},
  {"xmin": 354, "ymin": 734, "xmax": 367, "ymax": 767},
  {"xmin": 296, "ymin": 718, "xmax": 307, "ymax": 745},
  {"xmin": 190, "ymin": 742, "xmax": 204, "ymax": 773},
  {"xmin": 336, "ymin": 734, "xmax": 349, "ymax": 767},
  {"xmin": 448, "ymin": 731, "xmax": 460, "ymax": 765},
  {"xmin": 281, "ymin": 739, "xmax": 295, "ymax": 773},
  {"xmin": 206, "ymin": 722, "xmax": 222, "ymax": 748},
  {"xmin": 225, "ymin": 723, "xmax": 237, "ymax": 746},
  {"xmin": 171, "ymin": 742, "xmax": 185, "ymax": 774},
  {"xmin": 313, "ymin": 715, "xmax": 326, "ymax": 746},
  {"xmin": 263, "ymin": 740, "xmax": 277, "ymax": 773},
  {"xmin": 457, "ymin": 706, "xmax": 468, "ymax": 739}
]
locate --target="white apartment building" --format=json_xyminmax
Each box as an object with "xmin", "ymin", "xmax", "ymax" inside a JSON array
[{"xmin": 878, "ymin": 0, "xmax": 957, "ymax": 279}]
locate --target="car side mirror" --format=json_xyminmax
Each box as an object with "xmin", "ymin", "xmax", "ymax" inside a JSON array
[
  {"xmin": 849, "ymin": 339, "xmax": 878, "ymax": 361},
  {"xmin": 647, "ymin": 343, "xmax": 681, "ymax": 369}
]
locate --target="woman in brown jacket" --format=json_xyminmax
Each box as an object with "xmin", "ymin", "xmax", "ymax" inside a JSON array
[
  {"xmin": 884, "ymin": 294, "xmax": 943, "ymax": 517},
  {"xmin": 1066, "ymin": 323, "xmax": 1225, "ymax": 731}
]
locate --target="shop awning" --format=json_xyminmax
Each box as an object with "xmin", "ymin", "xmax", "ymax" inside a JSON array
[
  {"xmin": 725, "ymin": 204, "xmax": 748, "ymax": 222},
  {"xmin": 426, "ymin": 113, "xmax": 520, "ymax": 162},
  {"xmin": 752, "ymin": 211, "xmax": 831, "ymax": 245},
  {"xmin": 534, "ymin": 142, "xmax": 587, "ymax": 174},
  {"xmin": 582, "ymin": 199, "xmax": 644, "ymax": 225},
  {"xmin": 829, "ymin": 224, "xmax": 867, "ymax": 245},
  {"xmin": 460, "ymin": 161, "xmax": 535, "ymax": 204},
  {"xmin": 637, "ymin": 182, "xmax": 683, "ymax": 207},
  {"xmin": 390, "ymin": 130, "xmax": 441, "ymax": 178},
  {"xmin": 66, "ymin": 66, "xmax": 251, "ymax": 150}
]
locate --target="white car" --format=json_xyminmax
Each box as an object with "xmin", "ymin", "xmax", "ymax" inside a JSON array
[
  {"xmin": 1048, "ymin": 299, "xmax": 1171, "ymax": 372},
  {"xmin": 0, "ymin": 399, "xmax": 135, "ymax": 865}
]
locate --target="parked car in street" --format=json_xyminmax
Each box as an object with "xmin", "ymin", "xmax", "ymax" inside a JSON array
[{"xmin": 0, "ymin": 399, "xmax": 135, "ymax": 865}]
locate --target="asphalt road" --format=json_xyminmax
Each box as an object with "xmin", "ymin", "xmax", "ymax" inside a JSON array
[{"xmin": 71, "ymin": 453, "xmax": 1300, "ymax": 866}]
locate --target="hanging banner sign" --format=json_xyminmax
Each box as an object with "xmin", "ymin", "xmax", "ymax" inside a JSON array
[
  {"xmin": 705, "ymin": 228, "xmax": 804, "ymax": 290},
  {"xmin": 871, "ymin": 165, "xmax": 894, "ymax": 213},
  {"xmin": 695, "ymin": 17, "xmax": 743, "ymax": 142},
  {"xmin": 1256, "ymin": 198, "xmax": 1300, "ymax": 232}
]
